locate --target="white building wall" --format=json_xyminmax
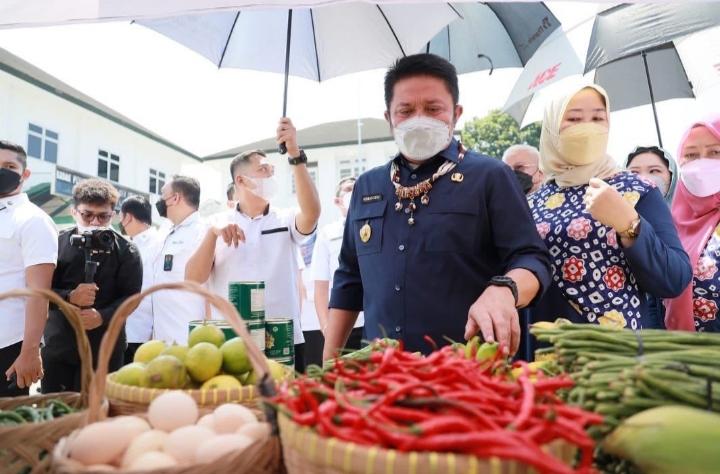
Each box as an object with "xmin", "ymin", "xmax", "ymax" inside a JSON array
[{"xmin": 0, "ymin": 68, "xmax": 200, "ymax": 201}]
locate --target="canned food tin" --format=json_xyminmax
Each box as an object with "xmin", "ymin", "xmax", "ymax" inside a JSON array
[
  {"xmin": 265, "ymin": 318, "xmax": 294, "ymax": 358},
  {"xmin": 271, "ymin": 356, "xmax": 294, "ymax": 367},
  {"xmin": 188, "ymin": 320, "xmax": 237, "ymax": 342},
  {"xmin": 228, "ymin": 281, "xmax": 265, "ymax": 322},
  {"xmin": 247, "ymin": 320, "xmax": 266, "ymax": 352}
]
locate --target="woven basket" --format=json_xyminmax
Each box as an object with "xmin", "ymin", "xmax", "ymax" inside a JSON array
[
  {"xmin": 51, "ymin": 281, "xmax": 283, "ymax": 474},
  {"xmin": 279, "ymin": 414, "xmax": 577, "ymax": 474},
  {"xmin": 0, "ymin": 288, "xmax": 95, "ymax": 474},
  {"xmin": 102, "ymin": 284, "xmax": 291, "ymax": 415}
]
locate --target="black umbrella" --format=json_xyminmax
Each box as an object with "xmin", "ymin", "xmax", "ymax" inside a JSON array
[
  {"xmin": 584, "ymin": 2, "xmax": 720, "ymax": 147},
  {"xmin": 426, "ymin": 1, "xmax": 561, "ymax": 75}
]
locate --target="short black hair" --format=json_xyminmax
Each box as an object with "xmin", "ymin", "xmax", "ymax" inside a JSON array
[
  {"xmin": 121, "ymin": 195, "xmax": 152, "ymax": 225},
  {"xmin": 230, "ymin": 149, "xmax": 266, "ymax": 180},
  {"xmin": 226, "ymin": 182, "xmax": 235, "ymax": 201},
  {"xmin": 384, "ymin": 53, "xmax": 459, "ymax": 111},
  {"xmin": 169, "ymin": 175, "xmax": 201, "ymax": 209},
  {"xmin": 73, "ymin": 178, "xmax": 119, "ymax": 208},
  {"xmin": 0, "ymin": 140, "xmax": 28, "ymax": 170},
  {"xmin": 627, "ymin": 146, "xmax": 670, "ymax": 169}
]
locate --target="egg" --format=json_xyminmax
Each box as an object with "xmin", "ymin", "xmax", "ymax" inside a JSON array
[
  {"xmin": 112, "ymin": 416, "xmax": 151, "ymax": 437},
  {"xmin": 128, "ymin": 451, "xmax": 177, "ymax": 471},
  {"xmin": 83, "ymin": 465, "xmax": 116, "ymax": 471},
  {"xmin": 164, "ymin": 425, "xmax": 216, "ymax": 465},
  {"xmin": 147, "ymin": 391, "xmax": 198, "ymax": 432},
  {"xmin": 197, "ymin": 413, "xmax": 216, "ymax": 431},
  {"xmin": 69, "ymin": 421, "xmax": 136, "ymax": 465},
  {"xmin": 121, "ymin": 430, "xmax": 168, "ymax": 468},
  {"xmin": 212, "ymin": 404, "xmax": 257, "ymax": 434},
  {"xmin": 236, "ymin": 422, "xmax": 271, "ymax": 442},
  {"xmin": 195, "ymin": 434, "xmax": 254, "ymax": 464}
]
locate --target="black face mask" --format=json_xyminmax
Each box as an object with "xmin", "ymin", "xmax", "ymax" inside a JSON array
[
  {"xmin": 0, "ymin": 168, "xmax": 22, "ymax": 195},
  {"xmin": 155, "ymin": 199, "xmax": 168, "ymax": 218},
  {"xmin": 513, "ymin": 169, "xmax": 534, "ymax": 195}
]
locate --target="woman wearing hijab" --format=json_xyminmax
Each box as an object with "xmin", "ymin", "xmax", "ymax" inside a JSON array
[
  {"xmin": 625, "ymin": 146, "xmax": 679, "ymax": 205},
  {"xmin": 624, "ymin": 146, "xmax": 680, "ymax": 327},
  {"xmin": 528, "ymin": 85, "xmax": 692, "ymax": 331},
  {"xmin": 665, "ymin": 117, "xmax": 720, "ymax": 332}
]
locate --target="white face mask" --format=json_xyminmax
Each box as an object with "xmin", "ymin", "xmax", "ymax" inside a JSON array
[
  {"xmin": 393, "ymin": 116, "xmax": 452, "ymax": 161},
  {"xmin": 244, "ymin": 175, "xmax": 277, "ymax": 201},
  {"xmin": 341, "ymin": 192, "xmax": 352, "ymax": 209}
]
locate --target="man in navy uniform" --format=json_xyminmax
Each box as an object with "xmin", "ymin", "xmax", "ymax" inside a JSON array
[{"xmin": 323, "ymin": 54, "xmax": 551, "ymax": 357}]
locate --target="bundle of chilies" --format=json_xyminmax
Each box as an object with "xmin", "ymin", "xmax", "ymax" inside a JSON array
[{"xmin": 274, "ymin": 340, "xmax": 603, "ymax": 474}]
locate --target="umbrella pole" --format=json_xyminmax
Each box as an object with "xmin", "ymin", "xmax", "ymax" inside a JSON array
[
  {"xmin": 279, "ymin": 9, "xmax": 293, "ymax": 154},
  {"xmin": 641, "ymin": 50, "xmax": 663, "ymax": 148}
]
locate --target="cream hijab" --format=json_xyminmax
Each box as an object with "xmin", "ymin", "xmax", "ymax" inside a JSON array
[{"xmin": 539, "ymin": 84, "xmax": 619, "ymax": 188}]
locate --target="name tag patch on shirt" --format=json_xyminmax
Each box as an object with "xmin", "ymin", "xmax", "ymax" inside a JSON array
[
  {"xmin": 362, "ymin": 194, "xmax": 383, "ymax": 203},
  {"xmin": 163, "ymin": 254, "xmax": 173, "ymax": 271},
  {"xmin": 261, "ymin": 227, "xmax": 289, "ymax": 235}
]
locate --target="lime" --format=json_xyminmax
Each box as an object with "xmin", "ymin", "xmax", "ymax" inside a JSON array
[{"xmin": 185, "ymin": 342, "xmax": 223, "ymax": 382}]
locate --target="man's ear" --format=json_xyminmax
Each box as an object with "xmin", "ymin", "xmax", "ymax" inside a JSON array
[
  {"xmin": 333, "ymin": 196, "xmax": 342, "ymax": 207},
  {"xmin": 453, "ymin": 104, "xmax": 464, "ymax": 123},
  {"xmin": 22, "ymin": 168, "xmax": 31, "ymax": 181}
]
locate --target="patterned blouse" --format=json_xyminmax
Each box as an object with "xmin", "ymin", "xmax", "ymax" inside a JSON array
[
  {"xmin": 692, "ymin": 223, "xmax": 720, "ymax": 331},
  {"xmin": 529, "ymin": 172, "xmax": 655, "ymax": 330}
]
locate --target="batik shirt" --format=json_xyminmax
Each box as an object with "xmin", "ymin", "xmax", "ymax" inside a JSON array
[
  {"xmin": 529, "ymin": 172, "xmax": 655, "ymax": 330},
  {"xmin": 692, "ymin": 223, "xmax": 720, "ymax": 332}
]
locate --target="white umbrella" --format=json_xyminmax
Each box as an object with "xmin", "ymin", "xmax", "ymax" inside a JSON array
[{"xmin": 137, "ymin": 4, "xmax": 462, "ymax": 152}]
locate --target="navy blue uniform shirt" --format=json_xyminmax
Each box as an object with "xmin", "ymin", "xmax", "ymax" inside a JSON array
[{"xmin": 329, "ymin": 140, "xmax": 552, "ymax": 353}]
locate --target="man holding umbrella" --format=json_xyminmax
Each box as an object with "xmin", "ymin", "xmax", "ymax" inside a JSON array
[{"xmin": 323, "ymin": 54, "xmax": 551, "ymax": 358}]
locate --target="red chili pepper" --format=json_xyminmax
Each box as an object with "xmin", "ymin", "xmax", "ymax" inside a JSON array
[
  {"xmin": 411, "ymin": 415, "xmax": 476, "ymax": 437},
  {"xmin": 367, "ymin": 382, "xmax": 437, "ymax": 414},
  {"xmin": 378, "ymin": 405, "xmax": 433, "ymax": 424},
  {"xmin": 510, "ymin": 365, "xmax": 535, "ymax": 430},
  {"xmin": 398, "ymin": 430, "xmax": 522, "ymax": 452},
  {"xmin": 292, "ymin": 411, "xmax": 317, "ymax": 426}
]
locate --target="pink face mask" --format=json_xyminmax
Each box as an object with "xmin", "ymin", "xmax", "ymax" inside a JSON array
[{"xmin": 680, "ymin": 158, "xmax": 720, "ymax": 197}]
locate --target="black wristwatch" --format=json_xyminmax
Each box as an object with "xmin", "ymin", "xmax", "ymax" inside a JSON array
[
  {"xmin": 488, "ymin": 276, "xmax": 519, "ymax": 307},
  {"xmin": 288, "ymin": 149, "xmax": 308, "ymax": 166}
]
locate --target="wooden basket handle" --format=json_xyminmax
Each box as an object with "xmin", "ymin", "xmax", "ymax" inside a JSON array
[
  {"xmin": 0, "ymin": 288, "xmax": 93, "ymax": 405},
  {"xmin": 88, "ymin": 281, "xmax": 272, "ymax": 422}
]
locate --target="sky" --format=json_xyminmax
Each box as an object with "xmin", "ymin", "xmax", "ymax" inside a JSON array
[{"xmin": 0, "ymin": 1, "xmax": 717, "ymax": 160}]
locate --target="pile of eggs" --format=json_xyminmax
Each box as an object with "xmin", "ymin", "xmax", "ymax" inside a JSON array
[{"xmin": 67, "ymin": 392, "xmax": 271, "ymax": 471}]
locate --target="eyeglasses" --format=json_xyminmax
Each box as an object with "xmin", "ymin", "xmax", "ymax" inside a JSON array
[{"xmin": 77, "ymin": 210, "xmax": 114, "ymax": 224}]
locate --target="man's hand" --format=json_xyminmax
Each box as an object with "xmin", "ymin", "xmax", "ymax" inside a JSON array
[
  {"xmin": 69, "ymin": 283, "xmax": 98, "ymax": 307},
  {"xmin": 212, "ymin": 224, "xmax": 246, "ymax": 248},
  {"xmin": 79, "ymin": 308, "xmax": 103, "ymax": 330},
  {"xmin": 5, "ymin": 346, "xmax": 42, "ymax": 389},
  {"xmin": 276, "ymin": 117, "xmax": 300, "ymax": 157},
  {"xmin": 584, "ymin": 178, "xmax": 638, "ymax": 232},
  {"xmin": 464, "ymin": 286, "xmax": 520, "ymax": 355}
]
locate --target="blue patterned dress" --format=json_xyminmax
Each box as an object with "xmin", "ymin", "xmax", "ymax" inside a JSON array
[
  {"xmin": 692, "ymin": 223, "xmax": 720, "ymax": 332},
  {"xmin": 528, "ymin": 171, "xmax": 690, "ymax": 330}
]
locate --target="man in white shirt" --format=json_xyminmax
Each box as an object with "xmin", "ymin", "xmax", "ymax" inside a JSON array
[
  {"xmin": 152, "ymin": 176, "xmax": 207, "ymax": 345},
  {"xmin": 310, "ymin": 177, "xmax": 364, "ymax": 365},
  {"xmin": 119, "ymin": 195, "xmax": 162, "ymax": 362},
  {"xmin": 502, "ymin": 144, "xmax": 545, "ymax": 195},
  {"xmin": 0, "ymin": 141, "xmax": 57, "ymax": 396},
  {"xmin": 186, "ymin": 117, "xmax": 321, "ymax": 372}
]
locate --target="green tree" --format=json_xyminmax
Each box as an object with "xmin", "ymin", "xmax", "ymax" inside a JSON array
[{"xmin": 460, "ymin": 109, "xmax": 541, "ymax": 159}]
